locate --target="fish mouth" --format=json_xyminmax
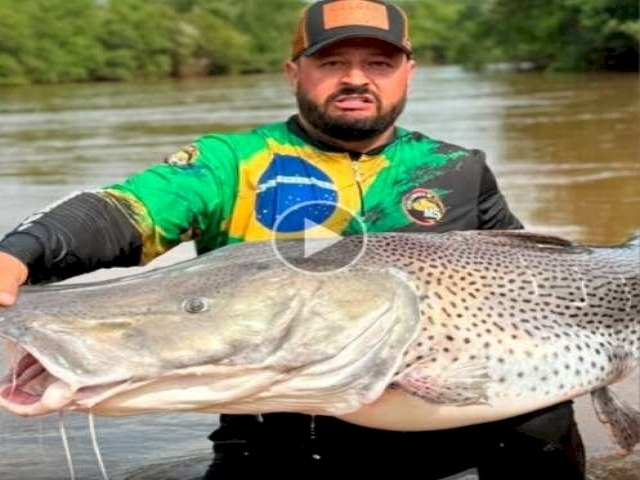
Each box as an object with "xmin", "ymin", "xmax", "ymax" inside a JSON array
[
  {"xmin": 1, "ymin": 350, "xmax": 50, "ymax": 404},
  {"xmin": 0, "ymin": 343, "xmax": 130, "ymax": 417},
  {"xmin": 0, "ymin": 344, "xmax": 75, "ymax": 415}
]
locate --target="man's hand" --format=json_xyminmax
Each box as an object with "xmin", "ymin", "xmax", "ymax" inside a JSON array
[{"xmin": 0, "ymin": 252, "xmax": 28, "ymax": 306}]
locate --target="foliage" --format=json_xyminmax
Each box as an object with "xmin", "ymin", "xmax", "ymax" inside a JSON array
[
  {"xmin": 457, "ymin": 0, "xmax": 640, "ymax": 71},
  {"xmin": 0, "ymin": 0, "xmax": 636, "ymax": 85}
]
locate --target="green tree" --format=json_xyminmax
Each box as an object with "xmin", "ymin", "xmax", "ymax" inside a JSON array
[
  {"xmin": 95, "ymin": 0, "xmax": 179, "ymax": 80},
  {"xmin": 235, "ymin": 0, "xmax": 306, "ymax": 72},
  {"xmin": 4, "ymin": 0, "xmax": 104, "ymax": 83},
  {"xmin": 0, "ymin": 5, "xmax": 30, "ymax": 84},
  {"xmin": 178, "ymin": 7, "xmax": 251, "ymax": 75},
  {"xmin": 468, "ymin": 0, "xmax": 640, "ymax": 71},
  {"xmin": 398, "ymin": 0, "xmax": 469, "ymax": 63}
]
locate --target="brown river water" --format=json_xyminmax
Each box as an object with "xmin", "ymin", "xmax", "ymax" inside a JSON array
[{"xmin": 0, "ymin": 66, "xmax": 638, "ymax": 479}]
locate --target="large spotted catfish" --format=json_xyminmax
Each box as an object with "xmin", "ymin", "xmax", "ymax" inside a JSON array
[{"xmin": 0, "ymin": 231, "xmax": 638, "ymax": 454}]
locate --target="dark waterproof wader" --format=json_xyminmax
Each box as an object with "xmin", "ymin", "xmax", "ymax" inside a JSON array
[{"xmin": 203, "ymin": 401, "xmax": 585, "ymax": 480}]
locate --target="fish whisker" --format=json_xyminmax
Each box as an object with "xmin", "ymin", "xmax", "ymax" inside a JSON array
[
  {"xmin": 58, "ymin": 412, "xmax": 76, "ymax": 480},
  {"xmin": 89, "ymin": 411, "xmax": 109, "ymax": 480}
]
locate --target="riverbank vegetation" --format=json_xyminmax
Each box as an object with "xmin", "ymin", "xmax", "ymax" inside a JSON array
[{"xmin": 0, "ymin": 0, "xmax": 637, "ymax": 85}]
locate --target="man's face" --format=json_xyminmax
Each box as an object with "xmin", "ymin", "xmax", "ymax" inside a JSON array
[{"xmin": 286, "ymin": 38, "xmax": 415, "ymax": 142}]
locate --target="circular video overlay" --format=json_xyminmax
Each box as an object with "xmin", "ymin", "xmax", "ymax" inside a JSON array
[{"xmin": 271, "ymin": 201, "xmax": 367, "ymax": 275}]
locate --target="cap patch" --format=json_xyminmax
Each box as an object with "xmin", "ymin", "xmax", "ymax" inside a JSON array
[{"xmin": 322, "ymin": 1, "xmax": 389, "ymax": 30}]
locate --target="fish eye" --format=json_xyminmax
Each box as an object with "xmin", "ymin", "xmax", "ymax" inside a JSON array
[{"xmin": 182, "ymin": 297, "xmax": 208, "ymax": 314}]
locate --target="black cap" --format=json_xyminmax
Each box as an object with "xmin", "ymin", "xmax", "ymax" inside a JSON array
[{"xmin": 291, "ymin": 0, "xmax": 412, "ymax": 60}]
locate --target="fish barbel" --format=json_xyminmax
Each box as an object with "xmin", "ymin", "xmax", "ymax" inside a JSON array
[{"xmin": 0, "ymin": 231, "xmax": 638, "ymax": 453}]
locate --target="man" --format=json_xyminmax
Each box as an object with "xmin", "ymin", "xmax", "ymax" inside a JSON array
[{"xmin": 0, "ymin": 1, "xmax": 586, "ymax": 479}]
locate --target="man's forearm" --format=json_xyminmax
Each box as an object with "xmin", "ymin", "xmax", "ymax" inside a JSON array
[{"xmin": 0, "ymin": 192, "xmax": 142, "ymax": 284}]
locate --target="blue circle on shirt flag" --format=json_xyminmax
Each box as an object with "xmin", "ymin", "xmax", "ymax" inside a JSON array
[{"xmin": 256, "ymin": 155, "xmax": 338, "ymax": 233}]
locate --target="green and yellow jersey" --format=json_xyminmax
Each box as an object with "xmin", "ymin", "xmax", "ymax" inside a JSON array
[
  {"xmin": 102, "ymin": 117, "xmax": 521, "ymax": 263},
  {"xmin": 0, "ymin": 116, "xmax": 521, "ymax": 280}
]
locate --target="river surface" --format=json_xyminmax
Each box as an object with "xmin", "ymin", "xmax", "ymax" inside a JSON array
[{"xmin": 0, "ymin": 66, "xmax": 638, "ymax": 479}]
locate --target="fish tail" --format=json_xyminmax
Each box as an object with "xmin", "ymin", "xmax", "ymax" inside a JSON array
[
  {"xmin": 591, "ymin": 387, "xmax": 640, "ymax": 455},
  {"xmin": 625, "ymin": 231, "xmax": 640, "ymax": 247}
]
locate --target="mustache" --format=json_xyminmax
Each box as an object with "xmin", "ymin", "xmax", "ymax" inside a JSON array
[{"xmin": 326, "ymin": 86, "xmax": 381, "ymax": 105}]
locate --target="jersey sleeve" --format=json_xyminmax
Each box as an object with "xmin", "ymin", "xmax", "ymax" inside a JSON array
[
  {"xmin": 476, "ymin": 155, "xmax": 524, "ymax": 230},
  {"xmin": 0, "ymin": 135, "xmax": 239, "ymax": 283},
  {"xmin": 103, "ymin": 135, "xmax": 239, "ymax": 262}
]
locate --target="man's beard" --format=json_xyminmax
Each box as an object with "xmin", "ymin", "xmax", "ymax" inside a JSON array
[{"xmin": 296, "ymin": 86, "xmax": 407, "ymax": 142}]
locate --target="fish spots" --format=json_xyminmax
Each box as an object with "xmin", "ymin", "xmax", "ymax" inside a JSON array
[{"xmin": 369, "ymin": 233, "xmax": 637, "ymax": 407}]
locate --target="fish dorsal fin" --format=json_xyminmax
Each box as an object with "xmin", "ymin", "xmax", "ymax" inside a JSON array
[{"xmin": 457, "ymin": 230, "xmax": 587, "ymax": 253}]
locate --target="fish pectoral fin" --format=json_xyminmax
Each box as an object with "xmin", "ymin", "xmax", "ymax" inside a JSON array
[
  {"xmin": 393, "ymin": 356, "xmax": 491, "ymax": 405},
  {"xmin": 591, "ymin": 387, "xmax": 640, "ymax": 456}
]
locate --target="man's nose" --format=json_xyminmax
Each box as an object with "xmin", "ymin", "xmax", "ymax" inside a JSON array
[{"xmin": 340, "ymin": 66, "xmax": 369, "ymax": 85}]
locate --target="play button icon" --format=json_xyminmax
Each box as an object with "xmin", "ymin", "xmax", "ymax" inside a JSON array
[
  {"xmin": 272, "ymin": 201, "xmax": 367, "ymax": 274},
  {"xmin": 303, "ymin": 219, "xmax": 344, "ymax": 258}
]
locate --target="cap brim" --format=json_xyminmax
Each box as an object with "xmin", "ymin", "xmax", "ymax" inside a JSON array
[{"xmin": 299, "ymin": 33, "xmax": 411, "ymax": 59}]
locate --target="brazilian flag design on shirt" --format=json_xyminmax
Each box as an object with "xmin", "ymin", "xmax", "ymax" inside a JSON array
[{"xmin": 102, "ymin": 120, "xmax": 485, "ymax": 264}]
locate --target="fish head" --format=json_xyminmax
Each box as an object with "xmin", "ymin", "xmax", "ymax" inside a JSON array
[{"xmin": 0, "ymin": 241, "xmax": 421, "ymax": 417}]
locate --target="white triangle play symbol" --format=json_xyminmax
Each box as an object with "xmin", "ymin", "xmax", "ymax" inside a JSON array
[{"xmin": 303, "ymin": 218, "xmax": 343, "ymax": 259}]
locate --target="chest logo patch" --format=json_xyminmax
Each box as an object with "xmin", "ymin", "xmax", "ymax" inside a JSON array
[{"xmin": 402, "ymin": 188, "xmax": 446, "ymax": 226}]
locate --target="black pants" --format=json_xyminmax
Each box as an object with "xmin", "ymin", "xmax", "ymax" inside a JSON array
[{"xmin": 203, "ymin": 401, "xmax": 585, "ymax": 480}]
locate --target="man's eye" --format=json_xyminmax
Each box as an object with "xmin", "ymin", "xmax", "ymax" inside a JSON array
[
  {"xmin": 319, "ymin": 60, "xmax": 343, "ymax": 68},
  {"xmin": 369, "ymin": 61, "xmax": 393, "ymax": 69}
]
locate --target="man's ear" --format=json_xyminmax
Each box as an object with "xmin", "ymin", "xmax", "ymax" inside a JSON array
[
  {"xmin": 285, "ymin": 60, "xmax": 299, "ymax": 92},
  {"xmin": 407, "ymin": 57, "xmax": 417, "ymax": 84}
]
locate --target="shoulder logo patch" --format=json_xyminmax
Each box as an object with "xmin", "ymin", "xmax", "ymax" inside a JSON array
[
  {"xmin": 165, "ymin": 145, "xmax": 200, "ymax": 167},
  {"xmin": 402, "ymin": 188, "xmax": 446, "ymax": 226}
]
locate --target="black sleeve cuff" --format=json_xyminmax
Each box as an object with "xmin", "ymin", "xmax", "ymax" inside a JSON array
[
  {"xmin": 0, "ymin": 232, "xmax": 47, "ymax": 267},
  {"xmin": 0, "ymin": 191, "xmax": 143, "ymax": 284}
]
